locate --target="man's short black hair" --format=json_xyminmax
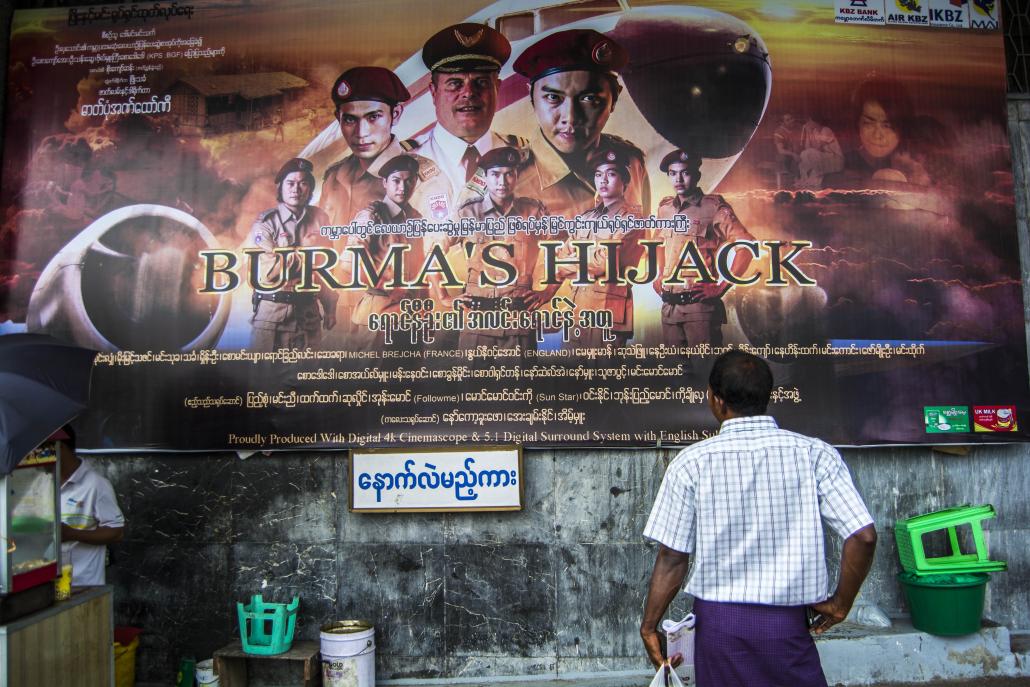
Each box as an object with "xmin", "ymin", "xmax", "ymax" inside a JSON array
[
  {"xmin": 708, "ymin": 350, "xmax": 773, "ymax": 416},
  {"xmin": 59, "ymin": 424, "xmax": 76, "ymax": 450}
]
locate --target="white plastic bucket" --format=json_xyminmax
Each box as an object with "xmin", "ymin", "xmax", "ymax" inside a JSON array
[
  {"xmin": 195, "ymin": 658, "xmax": 220, "ymax": 686},
  {"xmin": 321, "ymin": 620, "xmax": 375, "ymax": 687}
]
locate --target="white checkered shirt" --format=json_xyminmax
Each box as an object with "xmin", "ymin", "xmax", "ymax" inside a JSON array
[{"xmin": 643, "ymin": 416, "xmax": 873, "ymax": 605}]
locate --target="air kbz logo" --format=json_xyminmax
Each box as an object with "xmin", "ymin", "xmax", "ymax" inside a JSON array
[
  {"xmin": 850, "ymin": 0, "xmax": 869, "ymax": 6},
  {"xmin": 889, "ymin": 0, "xmax": 927, "ymax": 23},
  {"xmin": 971, "ymin": 0, "xmax": 998, "ymax": 29}
]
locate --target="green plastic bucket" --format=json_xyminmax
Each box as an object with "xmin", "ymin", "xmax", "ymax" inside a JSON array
[{"xmin": 898, "ymin": 572, "xmax": 989, "ymax": 636}]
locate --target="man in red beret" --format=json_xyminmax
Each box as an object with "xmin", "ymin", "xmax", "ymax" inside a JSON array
[
  {"xmin": 320, "ymin": 66, "xmax": 418, "ymax": 339},
  {"xmin": 653, "ymin": 149, "xmax": 754, "ymax": 350},
  {"xmin": 404, "ymin": 23, "xmax": 527, "ymax": 223},
  {"xmin": 347, "ymin": 155, "xmax": 427, "ymax": 350},
  {"xmin": 513, "ymin": 29, "xmax": 650, "ymax": 220},
  {"xmin": 249, "ymin": 157, "xmax": 338, "ymax": 352},
  {"xmin": 321, "ymin": 66, "xmax": 416, "ymax": 228},
  {"xmin": 451, "ymin": 146, "xmax": 548, "ymax": 352},
  {"xmin": 557, "ymin": 146, "xmax": 645, "ymax": 350}
]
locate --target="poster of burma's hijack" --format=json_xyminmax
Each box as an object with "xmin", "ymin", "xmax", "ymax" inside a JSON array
[{"xmin": 1, "ymin": 0, "xmax": 1026, "ymax": 450}]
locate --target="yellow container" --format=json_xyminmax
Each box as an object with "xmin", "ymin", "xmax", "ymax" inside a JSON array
[
  {"xmin": 55, "ymin": 564, "xmax": 72, "ymax": 601},
  {"xmin": 114, "ymin": 635, "xmax": 139, "ymax": 687}
]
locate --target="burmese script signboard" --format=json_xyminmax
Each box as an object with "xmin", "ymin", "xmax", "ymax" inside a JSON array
[
  {"xmin": 1, "ymin": 0, "xmax": 1026, "ymax": 449},
  {"xmin": 349, "ymin": 446, "xmax": 523, "ymax": 512}
]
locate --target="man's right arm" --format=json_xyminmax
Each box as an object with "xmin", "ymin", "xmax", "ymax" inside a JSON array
[{"xmin": 640, "ymin": 545, "xmax": 691, "ymax": 668}]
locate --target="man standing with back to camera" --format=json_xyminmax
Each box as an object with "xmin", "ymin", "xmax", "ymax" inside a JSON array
[{"xmin": 640, "ymin": 350, "xmax": 877, "ymax": 686}]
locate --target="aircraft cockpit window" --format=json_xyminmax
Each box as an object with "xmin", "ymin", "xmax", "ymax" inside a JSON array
[
  {"xmin": 538, "ymin": 1, "xmax": 622, "ymax": 32},
  {"xmin": 496, "ymin": 13, "xmax": 535, "ymax": 41}
]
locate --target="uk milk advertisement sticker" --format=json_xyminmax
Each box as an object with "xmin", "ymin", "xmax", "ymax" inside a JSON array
[
  {"xmin": 887, "ymin": 0, "xmax": 930, "ymax": 26},
  {"xmin": 836, "ymin": 0, "xmax": 887, "ymax": 25},
  {"xmin": 924, "ymin": 406, "xmax": 970, "ymax": 433},
  {"xmin": 973, "ymin": 406, "xmax": 1018, "ymax": 432},
  {"xmin": 929, "ymin": 0, "xmax": 970, "ymax": 28}
]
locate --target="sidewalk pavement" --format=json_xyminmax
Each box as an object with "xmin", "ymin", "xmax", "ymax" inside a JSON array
[{"xmin": 140, "ymin": 619, "xmax": 1030, "ymax": 686}]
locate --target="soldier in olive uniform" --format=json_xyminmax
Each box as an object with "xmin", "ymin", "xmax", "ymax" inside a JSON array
[
  {"xmin": 348, "ymin": 155, "xmax": 427, "ymax": 350},
  {"xmin": 250, "ymin": 158, "xmax": 338, "ymax": 351},
  {"xmin": 653, "ymin": 149, "xmax": 754, "ymax": 348},
  {"xmin": 512, "ymin": 29, "xmax": 650, "ymax": 219},
  {"xmin": 558, "ymin": 147, "xmax": 646, "ymax": 349},
  {"xmin": 454, "ymin": 146, "xmax": 548, "ymax": 352}
]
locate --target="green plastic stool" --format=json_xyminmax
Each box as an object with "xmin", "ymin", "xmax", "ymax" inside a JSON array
[
  {"xmin": 894, "ymin": 504, "xmax": 1007, "ymax": 576},
  {"xmin": 236, "ymin": 594, "xmax": 299, "ymax": 655}
]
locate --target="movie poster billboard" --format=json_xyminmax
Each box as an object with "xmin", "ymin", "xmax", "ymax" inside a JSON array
[{"xmin": 1, "ymin": 0, "xmax": 1026, "ymax": 450}]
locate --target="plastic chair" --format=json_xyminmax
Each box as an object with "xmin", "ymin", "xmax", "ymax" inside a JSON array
[
  {"xmin": 894, "ymin": 504, "xmax": 1007, "ymax": 576},
  {"xmin": 236, "ymin": 594, "xmax": 299, "ymax": 655}
]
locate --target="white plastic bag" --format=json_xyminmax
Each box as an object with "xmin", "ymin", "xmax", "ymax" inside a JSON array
[
  {"xmin": 662, "ymin": 612, "xmax": 695, "ymax": 680},
  {"xmin": 846, "ymin": 600, "xmax": 891, "ymax": 628},
  {"xmin": 648, "ymin": 662, "xmax": 686, "ymax": 687}
]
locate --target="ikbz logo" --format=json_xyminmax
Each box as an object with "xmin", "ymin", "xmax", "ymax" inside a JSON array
[{"xmin": 971, "ymin": 0, "xmax": 998, "ymax": 29}]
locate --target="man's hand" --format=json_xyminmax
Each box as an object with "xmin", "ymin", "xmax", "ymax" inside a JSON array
[
  {"xmin": 807, "ymin": 594, "xmax": 851, "ymax": 635},
  {"xmin": 686, "ymin": 282, "xmax": 729, "ymax": 302},
  {"xmin": 809, "ymin": 524, "xmax": 877, "ymax": 635},
  {"xmin": 525, "ymin": 283, "xmax": 561, "ymax": 310},
  {"xmin": 323, "ymin": 311, "xmax": 337, "ymax": 331}
]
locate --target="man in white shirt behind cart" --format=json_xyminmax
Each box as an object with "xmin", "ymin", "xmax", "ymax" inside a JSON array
[{"xmin": 57, "ymin": 425, "xmax": 125, "ymax": 586}]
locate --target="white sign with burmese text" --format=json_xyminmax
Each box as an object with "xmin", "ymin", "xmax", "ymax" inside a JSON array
[{"xmin": 350, "ymin": 447, "xmax": 523, "ymax": 512}]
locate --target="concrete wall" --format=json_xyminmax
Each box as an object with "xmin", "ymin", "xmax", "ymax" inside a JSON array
[
  {"xmin": 90, "ymin": 439, "xmax": 1030, "ymax": 682},
  {"xmin": 1, "ymin": 3, "xmax": 1029, "ymax": 683}
]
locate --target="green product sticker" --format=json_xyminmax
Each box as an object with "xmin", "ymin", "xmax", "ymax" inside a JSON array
[{"xmin": 924, "ymin": 406, "xmax": 970, "ymax": 433}]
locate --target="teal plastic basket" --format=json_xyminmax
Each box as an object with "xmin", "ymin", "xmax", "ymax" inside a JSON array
[{"xmin": 236, "ymin": 594, "xmax": 299, "ymax": 656}]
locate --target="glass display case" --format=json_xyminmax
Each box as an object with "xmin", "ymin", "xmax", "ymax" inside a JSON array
[{"xmin": 0, "ymin": 441, "xmax": 60, "ymax": 595}]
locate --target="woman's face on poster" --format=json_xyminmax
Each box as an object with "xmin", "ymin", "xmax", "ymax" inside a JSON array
[{"xmin": 858, "ymin": 100, "xmax": 899, "ymax": 160}]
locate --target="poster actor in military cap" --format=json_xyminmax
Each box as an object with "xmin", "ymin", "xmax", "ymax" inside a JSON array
[
  {"xmin": 654, "ymin": 149, "xmax": 754, "ymax": 349},
  {"xmin": 513, "ymin": 28, "xmax": 650, "ymax": 219},
  {"xmin": 349, "ymin": 154, "xmax": 427, "ymax": 350},
  {"xmin": 454, "ymin": 146, "xmax": 549, "ymax": 352},
  {"xmin": 321, "ymin": 66, "xmax": 414, "ymax": 227},
  {"xmin": 249, "ymin": 158, "xmax": 338, "ymax": 352},
  {"xmin": 559, "ymin": 146, "xmax": 645, "ymax": 349},
  {"xmin": 320, "ymin": 66, "xmax": 414, "ymax": 339},
  {"xmin": 406, "ymin": 22, "xmax": 527, "ymax": 222}
]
